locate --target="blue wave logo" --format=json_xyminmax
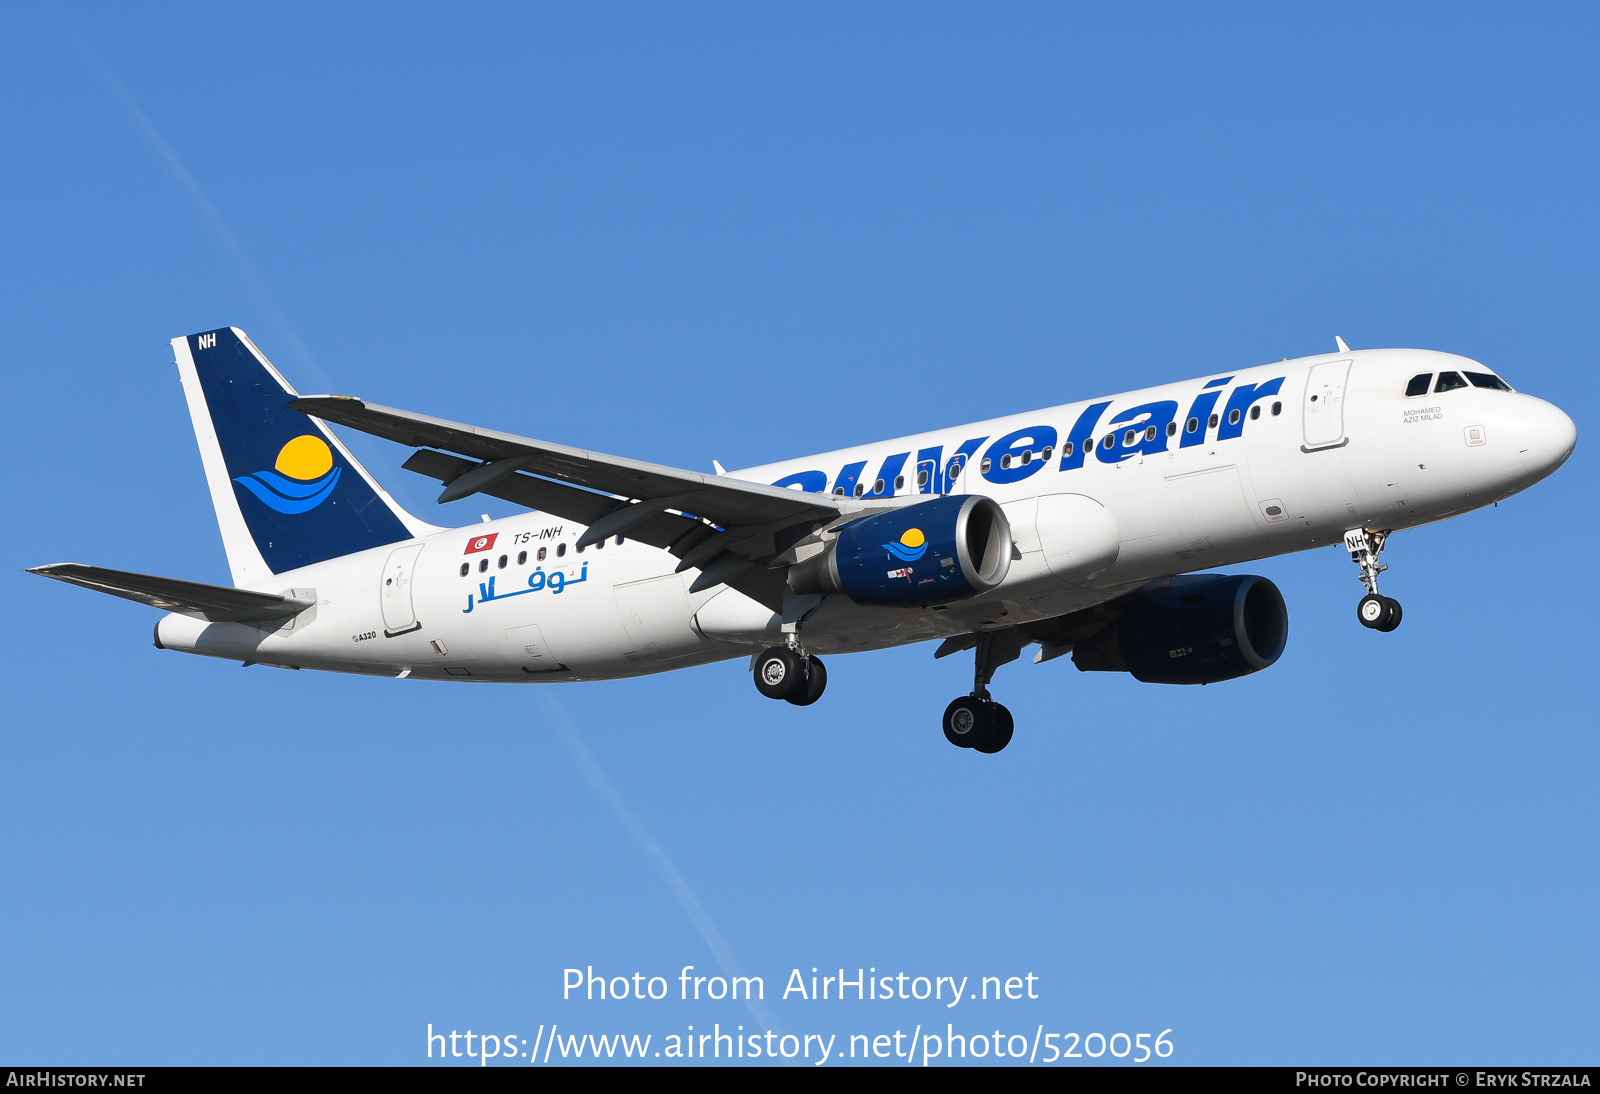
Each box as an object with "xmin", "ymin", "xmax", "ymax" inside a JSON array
[
  {"xmin": 233, "ymin": 435, "xmax": 341, "ymax": 514},
  {"xmin": 883, "ymin": 528, "xmax": 927, "ymax": 562}
]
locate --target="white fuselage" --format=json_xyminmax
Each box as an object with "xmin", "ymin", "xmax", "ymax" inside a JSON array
[{"xmin": 154, "ymin": 349, "xmax": 1575, "ymax": 681}]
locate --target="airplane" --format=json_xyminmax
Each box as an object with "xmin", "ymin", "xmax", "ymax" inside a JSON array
[{"xmin": 31, "ymin": 328, "xmax": 1575, "ymax": 754}]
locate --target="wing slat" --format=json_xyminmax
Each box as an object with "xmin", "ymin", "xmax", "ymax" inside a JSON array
[{"xmin": 296, "ymin": 396, "xmax": 838, "ymax": 531}]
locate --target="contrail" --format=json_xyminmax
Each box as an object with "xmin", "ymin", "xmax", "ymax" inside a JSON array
[
  {"xmin": 52, "ymin": 5, "xmax": 328, "ymax": 386},
  {"xmin": 539, "ymin": 692, "xmax": 779, "ymax": 1032}
]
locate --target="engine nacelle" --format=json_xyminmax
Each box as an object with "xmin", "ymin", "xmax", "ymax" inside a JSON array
[
  {"xmin": 788, "ymin": 495, "xmax": 1013, "ymax": 607},
  {"xmin": 1072, "ymin": 574, "xmax": 1288, "ymax": 684}
]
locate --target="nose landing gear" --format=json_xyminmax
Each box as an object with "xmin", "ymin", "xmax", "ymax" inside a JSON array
[{"xmin": 1346, "ymin": 528, "xmax": 1402, "ymax": 632}]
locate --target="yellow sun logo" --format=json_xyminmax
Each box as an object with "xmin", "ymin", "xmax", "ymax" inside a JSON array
[
  {"xmin": 885, "ymin": 527, "xmax": 928, "ymax": 562},
  {"xmin": 274, "ymin": 435, "xmax": 334, "ymax": 481}
]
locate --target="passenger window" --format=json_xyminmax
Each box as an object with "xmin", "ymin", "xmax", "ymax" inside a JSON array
[
  {"xmin": 873, "ymin": 478, "xmax": 885, "ymax": 493},
  {"xmin": 594, "ymin": 538, "xmax": 604, "ymax": 549},
  {"xmin": 557, "ymin": 543, "xmax": 567, "ymax": 557},
  {"xmin": 478, "ymin": 558, "xmax": 489, "ymax": 573},
  {"xmin": 459, "ymin": 563, "xmax": 469, "ymax": 577},
  {"xmin": 1228, "ymin": 409, "xmax": 1241, "ymax": 425},
  {"xmin": 1466, "ymin": 371, "xmax": 1514, "ymax": 392},
  {"xmin": 537, "ymin": 546, "xmax": 547, "ymax": 561},
  {"xmin": 1186, "ymin": 417, "xmax": 1199, "ymax": 433},
  {"xmin": 1435, "ymin": 371, "xmax": 1468, "ymax": 393},
  {"xmin": 980, "ymin": 459, "xmax": 992, "ymax": 474},
  {"xmin": 1405, "ymin": 373, "xmax": 1433, "ymax": 397},
  {"xmin": 916, "ymin": 469, "xmax": 929, "ymax": 486},
  {"xmin": 1061, "ymin": 441, "xmax": 1074, "ymax": 457},
  {"xmin": 1041, "ymin": 445, "xmax": 1053, "ymax": 461},
  {"xmin": 497, "ymin": 554, "xmax": 507, "ymax": 569},
  {"xmin": 1144, "ymin": 425, "xmax": 1157, "ymax": 441},
  {"xmin": 577, "ymin": 543, "xmax": 585, "ymax": 553},
  {"xmin": 1102, "ymin": 434, "xmax": 1115, "ymax": 450},
  {"xmin": 517, "ymin": 551, "xmax": 527, "ymax": 565},
  {"xmin": 615, "ymin": 536, "xmax": 624, "ymax": 546},
  {"xmin": 1271, "ymin": 401, "xmax": 1282, "ymax": 415},
  {"xmin": 1250, "ymin": 406, "xmax": 1261, "ymax": 420},
  {"xmin": 1208, "ymin": 413, "xmax": 1219, "ymax": 429},
  {"xmin": 894, "ymin": 475, "xmax": 905, "ymax": 489}
]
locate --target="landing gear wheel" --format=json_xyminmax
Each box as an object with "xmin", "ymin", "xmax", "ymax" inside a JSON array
[
  {"xmin": 943, "ymin": 696, "xmax": 992, "ymax": 749},
  {"xmin": 1376, "ymin": 597, "xmax": 1402, "ymax": 633},
  {"xmin": 785, "ymin": 656, "xmax": 828, "ymax": 706},
  {"xmin": 972, "ymin": 703, "xmax": 1014, "ymax": 754},
  {"xmin": 1357, "ymin": 594, "xmax": 1392, "ymax": 630},
  {"xmin": 753, "ymin": 646, "xmax": 805, "ymax": 700}
]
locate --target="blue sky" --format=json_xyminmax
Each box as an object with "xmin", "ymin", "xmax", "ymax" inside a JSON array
[{"xmin": 2, "ymin": 2, "xmax": 1595, "ymax": 1066}]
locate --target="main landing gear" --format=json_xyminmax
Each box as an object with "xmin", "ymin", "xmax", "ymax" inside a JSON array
[
  {"xmin": 1345, "ymin": 527, "xmax": 1402, "ymax": 632},
  {"xmin": 943, "ymin": 630, "xmax": 1020, "ymax": 754},
  {"xmin": 752, "ymin": 642, "xmax": 827, "ymax": 706},
  {"xmin": 943, "ymin": 696, "xmax": 1013, "ymax": 753}
]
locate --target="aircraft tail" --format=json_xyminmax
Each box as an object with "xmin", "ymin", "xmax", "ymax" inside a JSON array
[{"xmin": 172, "ymin": 327, "xmax": 436, "ymax": 585}]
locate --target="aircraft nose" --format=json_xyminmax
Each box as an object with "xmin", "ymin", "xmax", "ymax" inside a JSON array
[{"xmin": 1515, "ymin": 397, "xmax": 1577, "ymax": 479}]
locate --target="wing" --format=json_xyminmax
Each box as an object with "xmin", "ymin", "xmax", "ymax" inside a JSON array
[
  {"xmin": 29, "ymin": 563, "xmax": 314, "ymax": 623},
  {"xmin": 290, "ymin": 395, "xmax": 846, "ymax": 611}
]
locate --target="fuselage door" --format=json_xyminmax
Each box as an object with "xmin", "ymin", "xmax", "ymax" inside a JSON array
[
  {"xmin": 1303, "ymin": 359, "xmax": 1352, "ymax": 449},
  {"xmin": 945, "ymin": 454, "xmax": 968, "ymax": 495},
  {"xmin": 380, "ymin": 542, "xmax": 425, "ymax": 636}
]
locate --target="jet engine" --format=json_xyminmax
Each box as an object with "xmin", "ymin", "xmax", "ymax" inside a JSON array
[
  {"xmin": 1071, "ymin": 573, "xmax": 1288, "ymax": 684},
  {"xmin": 788, "ymin": 495, "xmax": 1013, "ymax": 607}
]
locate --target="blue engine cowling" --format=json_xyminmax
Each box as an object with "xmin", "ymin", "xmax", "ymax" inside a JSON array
[
  {"xmin": 1071, "ymin": 574, "xmax": 1288, "ymax": 684},
  {"xmin": 787, "ymin": 495, "xmax": 1013, "ymax": 607}
]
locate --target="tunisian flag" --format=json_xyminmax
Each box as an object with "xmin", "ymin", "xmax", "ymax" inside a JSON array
[{"xmin": 464, "ymin": 533, "xmax": 498, "ymax": 555}]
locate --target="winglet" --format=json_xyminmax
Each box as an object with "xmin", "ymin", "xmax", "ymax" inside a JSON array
[{"xmin": 1335, "ymin": 336, "xmax": 1350, "ymax": 353}]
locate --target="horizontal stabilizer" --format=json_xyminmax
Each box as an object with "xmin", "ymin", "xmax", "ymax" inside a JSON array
[{"xmin": 28, "ymin": 563, "xmax": 314, "ymax": 623}]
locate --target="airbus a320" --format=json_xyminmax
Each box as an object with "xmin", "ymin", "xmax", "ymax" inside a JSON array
[{"xmin": 32, "ymin": 329, "xmax": 1575, "ymax": 753}]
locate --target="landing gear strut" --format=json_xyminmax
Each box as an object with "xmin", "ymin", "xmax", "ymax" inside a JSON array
[
  {"xmin": 943, "ymin": 630, "xmax": 1019, "ymax": 753},
  {"xmin": 752, "ymin": 638, "xmax": 828, "ymax": 706},
  {"xmin": 1345, "ymin": 527, "xmax": 1402, "ymax": 632}
]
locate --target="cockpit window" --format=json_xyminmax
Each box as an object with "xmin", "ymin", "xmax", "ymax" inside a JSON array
[
  {"xmin": 1405, "ymin": 373, "xmax": 1432, "ymax": 397},
  {"xmin": 1434, "ymin": 371, "xmax": 1468, "ymax": 393},
  {"xmin": 1466, "ymin": 371, "xmax": 1514, "ymax": 392}
]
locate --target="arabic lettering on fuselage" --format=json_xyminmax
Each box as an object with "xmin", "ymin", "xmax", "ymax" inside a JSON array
[
  {"xmin": 462, "ymin": 563, "xmax": 589, "ymax": 613},
  {"xmin": 769, "ymin": 375, "xmax": 1287, "ymax": 496}
]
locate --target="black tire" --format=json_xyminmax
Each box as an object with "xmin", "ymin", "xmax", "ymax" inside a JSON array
[
  {"xmin": 973, "ymin": 703, "xmax": 1014, "ymax": 753},
  {"xmin": 1376, "ymin": 596, "xmax": 1403, "ymax": 632},
  {"xmin": 943, "ymin": 696, "xmax": 994, "ymax": 749},
  {"xmin": 753, "ymin": 647, "xmax": 805, "ymax": 700},
  {"xmin": 1357, "ymin": 594, "xmax": 1389, "ymax": 630},
  {"xmin": 785, "ymin": 656, "xmax": 828, "ymax": 706}
]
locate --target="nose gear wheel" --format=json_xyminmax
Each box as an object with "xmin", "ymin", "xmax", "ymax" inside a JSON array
[{"xmin": 1345, "ymin": 528, "xmax": 1402, "ymax": 632}]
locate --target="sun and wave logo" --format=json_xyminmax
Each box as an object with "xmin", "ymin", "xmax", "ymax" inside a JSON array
[
  {"xmin": 883, "ymin": 527, "xmax": 927, "ymax": 562},
  {"xmin": 232, "ymin": 435, "xmax": 342, "ymax": 514}
]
